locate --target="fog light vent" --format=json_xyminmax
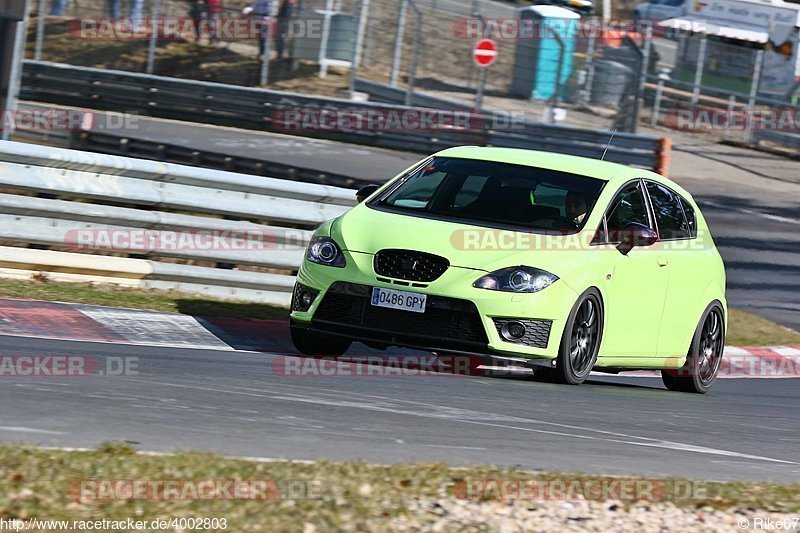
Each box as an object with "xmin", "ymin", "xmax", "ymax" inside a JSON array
[
  {"xmin": 493, "ymin": 318, "xmax": 552, "ymax": 349},
  {"xmin": 292, "ymin": 283, "xmax": 319, "ymax": 312}
]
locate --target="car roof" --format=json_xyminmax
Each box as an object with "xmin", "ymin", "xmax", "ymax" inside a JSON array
[{"xmin": 434, "ymin": 146, "xmax": 689, "ymax": 199}]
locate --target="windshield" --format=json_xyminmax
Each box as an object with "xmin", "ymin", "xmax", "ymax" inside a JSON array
[{"xmin": 371, "ymin": 157, "xmax": 606, "ymax": 232}]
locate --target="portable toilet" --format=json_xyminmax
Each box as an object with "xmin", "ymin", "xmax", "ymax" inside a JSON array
[{"xmin": 511, "ymin": 6, "xmax": 580, "ymax": 101}]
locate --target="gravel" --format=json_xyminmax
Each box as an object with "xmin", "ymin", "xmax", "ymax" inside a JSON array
[{"xmin": 388, "ymin": 497, "xmax": 784, "ymax": 532}]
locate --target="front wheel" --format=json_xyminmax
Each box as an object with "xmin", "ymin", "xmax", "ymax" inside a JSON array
[
  {"xmin": 290, "ymin": 327, "xmax": 351, "ymax": 357},
  {"xmin": 553, "ymin": 289, "xmax": 603, "ymax": 385},
  {"xmin": 661, "ymin": 303, "xmax": 725, "ymax": 394}
]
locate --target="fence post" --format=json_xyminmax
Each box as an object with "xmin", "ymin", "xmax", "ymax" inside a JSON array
[
  {"xmin": 655, "ymin": 137, "xmax": 671, "ymax": 177},
  {"xmin": 579, "ymin": 32, "xmax": 596, "ymax": 105},
  {"xmin": 363, "ymin": 1, "xmax": 375, "ymax": 68},
  {"xmin": 723, "ymin": 94, "xmax": 735, "ymax": 142},
  {"xmin": 404, "ymin": 0, "xmax": 422, "ymax": 106},
  {"xmin": 744, "ymin": 48, "xmax": 763, "ymax": 144},
  {"xmin": 2, "ymin": 12, "xmax": 27, "ymax": 141},
  {"xmin": 630, "ymin": 26, "xmax": 652, "ymax": 134},
  {"xmin": 261, "ymin": 18, "xmax": 273, "ymax": 85},
  {"xmin": 146, "ymin": 0, "xmax": 163, "ymax": 74},
  {"xmin": 35, "ymin": 0, "xmax": 46, "ymax": 62},
  {"xmin": 353, "ymin": 0, "xmax": 369, "ymax": 68},
  {"xmin": 547, "ymin": 29, "xmax": 565, "ymax": 123},
  {"xmin": 390, "ymin": 0, "xmax": 408, "ymax": 86},
  {"xmin": 651, "ymin": 75, "xmax": 665, "ymax": 128},
  {"xmin": 349, "ymin": 0, "xmax": 365, "ymax": 96},
  {"xmin": 318, "ymin": 0, "xmax": 334, "ymax": 77},
  {"xmin": 690, "ymin": 35, "xmax": 707, "ymax": 108}
]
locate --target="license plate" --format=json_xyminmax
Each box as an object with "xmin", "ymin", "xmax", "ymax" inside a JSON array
[{"xmin": 371, "ymin": 287, "xmax": 427, "ymax": 313}]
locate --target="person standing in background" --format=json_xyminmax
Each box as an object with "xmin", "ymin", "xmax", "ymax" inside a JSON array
[
  {"xmin": 106, "ymin": 0, "xmax": 143, "ymax": 23},
  {"xmin": 275, "ymin": 0, "xmax": 296, "ymax": 59},
  {"xmin": 187, "ymin": 0, "xmax": 206, "ymax": 41},
  {"xmin": 50, "ymin": 0, "xmax": 68, "ymax": 16},
  {"xmin": 205, "ymin": 0, "xmax": 222, "ymax": 43},
  {"xmin": 106, "ymin": 0, "xmax": 121, "ymax": 18},
  {"xmin": 242, "ymin": 0, "xmax": 275, "ymax": 58}
]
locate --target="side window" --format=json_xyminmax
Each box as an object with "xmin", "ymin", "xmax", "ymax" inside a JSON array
[
  {"xmin": 452, "ymin": 175, "xmax": 489, "ymax": 208},
  {"xmin": 604, "ymin": 181, "xmax": 650, "ymax": 242},
  {"xmin": 646, "ymin": 182, "xmax": 690, "ymax": 239},
  {"xmin": 679, "ymin": 197, "xmax": 697, "ymax": 238},
  {"xmin": 384, "ymin": 170, "xmax": 446, "ymax": 209}
]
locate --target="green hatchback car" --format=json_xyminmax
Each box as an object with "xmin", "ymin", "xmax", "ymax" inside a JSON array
[{"xmin": 289, "ymin": 147, "xmax": 727, "ymax": 393}]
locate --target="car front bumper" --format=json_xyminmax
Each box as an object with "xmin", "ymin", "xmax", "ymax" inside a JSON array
[{"xmin": 289, "ymin": 250, "xmax": 579, "ymax": 360}]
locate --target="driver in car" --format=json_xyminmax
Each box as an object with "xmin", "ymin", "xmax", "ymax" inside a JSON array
[{"xmin": 565, "ymin": 191, "xmax": 588, "ymax": 226}]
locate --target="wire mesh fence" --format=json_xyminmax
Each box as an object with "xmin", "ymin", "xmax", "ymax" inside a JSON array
[
  {"xmin": 645, "ymin": 34, "xmax": 800, "ymax": 146},
  {"xmin": 20, "ymin": 0, "xmax": 800, "ymax": 142}
]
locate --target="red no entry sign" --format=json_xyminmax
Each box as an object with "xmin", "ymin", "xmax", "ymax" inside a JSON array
[{"xmin": 472, "ymin": 39, "xmax": 497, "ymax": 68}]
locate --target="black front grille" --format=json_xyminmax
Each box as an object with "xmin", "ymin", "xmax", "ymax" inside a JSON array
[
  {"xmin": 493, "ymin": 318, "xmax": 552, "ymax": 349},
  {"xmin": 312, "ymin": 282, "xmax": 487, "ymax": 349},
  {"xmin": 373, "ymin": 249, "xmax": 449, "ymax": 282}
]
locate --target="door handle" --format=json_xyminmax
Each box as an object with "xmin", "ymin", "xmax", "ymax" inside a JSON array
[{"xmin": 658, "ymin": 258, "xmax": 668, "ymax": 267}]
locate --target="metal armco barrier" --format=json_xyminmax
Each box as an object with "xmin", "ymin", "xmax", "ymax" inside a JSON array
[
  {"xmin": 0, "ymin": 141, "xmax": 356, "ymax": 305},
  {"xmin": 19, "ymin": 61, "xmax": 669, "ymax": 174},
  {"xmin": 70, "ymin": 130, "xmax": 372, "ymax": 189}
]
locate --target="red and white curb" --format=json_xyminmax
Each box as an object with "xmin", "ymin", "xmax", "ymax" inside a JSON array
[{"xmin": 0, "ymin": 298, "xmax": 798, "ymax": 378}]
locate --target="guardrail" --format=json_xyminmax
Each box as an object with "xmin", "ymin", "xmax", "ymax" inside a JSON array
[
  {"xmin": 0, "ymin": 140, "xmax": 356, "ymax": 305},
  {"xmin": 70, "ymin": 130, "xmax": 372, "ymax": 189},
  {"xmin": 20, "ymin": 61, "xmax": 669, "ymax": 174}
]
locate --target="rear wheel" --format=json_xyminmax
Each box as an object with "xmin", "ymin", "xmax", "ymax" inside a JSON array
[
  {"xmin": 662, "ymin": 303, "xmax": 724, "ymax": 394},
  {"xmin": 290, "ymin": 328, "xmax": 351, "ymax": 357},
  {"xmin": 553, "ymin": 289, "xmax": 603, "ymax": 385}
]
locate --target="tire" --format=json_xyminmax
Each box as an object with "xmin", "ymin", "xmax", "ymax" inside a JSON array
[
  {"xmin": 661, "ymin": 303, "xmax": 725, "ymax": 394},
  {"xmin": 290, "ymin": 327, "xmax": 351, "ymax": 357},
  {"xmin": 553, "ymin": 288, "xmax": 604, "ymax": 385}
]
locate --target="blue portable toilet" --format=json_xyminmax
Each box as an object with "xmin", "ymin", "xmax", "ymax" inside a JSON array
[{"xmin": 510, "ymin": 6, "xmax": 580, "ymax": 101}]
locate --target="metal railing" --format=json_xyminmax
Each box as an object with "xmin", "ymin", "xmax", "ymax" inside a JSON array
[
  {"xmin": 70, "ymin": 130, "xmax": 371, "ymax": 189},
  {"xmin": 0, "ymin": 140, "xmax": 356, "ymax": 305},
  {"xmin": 20, "ymin": 61, "xmax": 670, "ymax": 174}
]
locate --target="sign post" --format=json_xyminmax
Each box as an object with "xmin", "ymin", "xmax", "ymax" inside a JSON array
[
  {"xmin": 472, "ymin": 38, "xmax": 496, "ymax": 112},
  {"xmin": 1, "ymin": 0, "xmax": 28, "ymax": 141}
]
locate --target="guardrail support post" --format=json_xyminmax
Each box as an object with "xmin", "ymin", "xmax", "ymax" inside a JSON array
[{"xmin": 655, "ymin": 137, "xmax": 671, "ymax": 177}]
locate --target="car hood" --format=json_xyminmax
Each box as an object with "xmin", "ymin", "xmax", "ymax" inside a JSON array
[{"xmin": 332, "ymin": 204, "xmax": 592, "ymax": 273}]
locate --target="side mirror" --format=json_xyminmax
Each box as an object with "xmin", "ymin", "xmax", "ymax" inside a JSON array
[
  {"xmin": 616, "ymin": 222, "xmax": 658, "ymax": 256},
  {"xmin": 355, "ymin": 184, "xmax": 380, "ymax": 203}
]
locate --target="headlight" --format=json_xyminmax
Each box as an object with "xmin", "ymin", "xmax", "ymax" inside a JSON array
[
  {"xmin": 306, "ymin": 236, "xmax": 346, "ymax": 267},
  {"xmin": 473, "ymin": 267, "xmax": 558, "ymax": 293}
]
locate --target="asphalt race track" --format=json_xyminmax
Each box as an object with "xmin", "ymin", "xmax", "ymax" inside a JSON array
[
  {"xmin": 0, "ymin": 333, "xmax": 797, "ymax": 482},
  {"xmin": 4, "ymin": 115, "xmax": 798, "ymax": 486}
]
